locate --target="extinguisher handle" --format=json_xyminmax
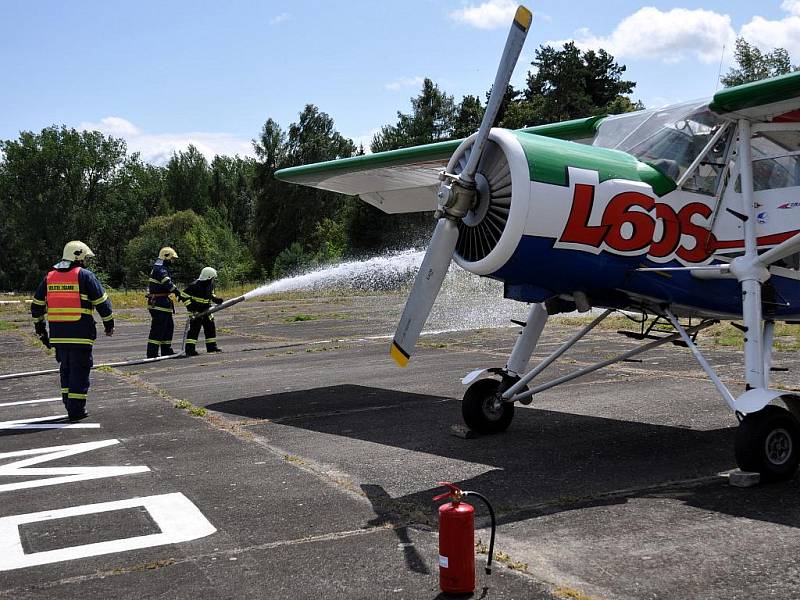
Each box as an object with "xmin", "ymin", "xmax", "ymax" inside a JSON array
[{"xmin": 433, "ymin": 481, "xmax": 463, "ymax": 502}]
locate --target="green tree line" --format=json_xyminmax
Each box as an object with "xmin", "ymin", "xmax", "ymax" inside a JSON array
[{"xmin": 0, "ymin": 39, "xmax": 792, "ymax": 291}]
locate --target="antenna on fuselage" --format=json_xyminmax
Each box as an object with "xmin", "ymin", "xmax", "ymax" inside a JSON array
[{"xmin": 715, "ymin": 43, "xmax": 726, "ymax": 91}]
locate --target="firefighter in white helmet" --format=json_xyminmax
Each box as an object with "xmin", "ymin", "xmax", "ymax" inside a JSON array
[
  {"xmin": 182, "ymin": 267, "xmax": 223, "ymax": 356},
  {"xmin": 145, "ymin": 246, "xmax": 183, "ymax": 358},
  {"xmin": 30, "ymin": 241, "xmax": 114, "ymax": 420}
]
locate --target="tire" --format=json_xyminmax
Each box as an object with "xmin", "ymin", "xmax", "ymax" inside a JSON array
[
  {"xmin": 462, "ymin": 378, "xmax": 514, "ymax": 434},
  {"xmin": 735, "ymin": 405, "xmax": 800, "ymax": 482}
]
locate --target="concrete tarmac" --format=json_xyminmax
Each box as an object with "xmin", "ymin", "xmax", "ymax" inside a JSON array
[{"xmin": 1, "ymin": 294, "xmax": 799, "ymax": 599}]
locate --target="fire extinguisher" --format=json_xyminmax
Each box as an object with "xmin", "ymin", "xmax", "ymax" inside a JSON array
[{"xmin": 433, "ymin": 481, "xmax": 496, "ymax": 595}]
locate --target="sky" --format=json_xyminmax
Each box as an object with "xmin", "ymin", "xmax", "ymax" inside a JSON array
[{"xmin": 1, "ymin": 0, "xmax": 799, "ymax": 164}]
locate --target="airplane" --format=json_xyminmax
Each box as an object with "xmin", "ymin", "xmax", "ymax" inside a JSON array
[{"xmin": 275, "ymin": 6, "xmax": 800, "ymax": 482}]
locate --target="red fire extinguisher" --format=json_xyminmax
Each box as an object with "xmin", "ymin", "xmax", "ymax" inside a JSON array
[{"xmin": 434, "ymin": 482, "xmax": 496, "ymax": 595}]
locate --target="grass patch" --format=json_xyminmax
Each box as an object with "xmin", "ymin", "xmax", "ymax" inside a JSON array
[
  {"xmin": 554, "ymin": 587, "xmax": 599, "ymax": 600},
  {"xmin": 283, "ymin": 313, "xmax": 318, "ymax": 323},
  {"xmin": 174, "ymin": 398, "xmax": 206, "ymax": 417},
  {"xmin": 418, "ymin": 341, "xmax": 449, "ymax": 349},
  {"xmin": 283, "ymin": 454, "xmax": 308, "ymax": 466},
  {"xmin": 95, "ymin": 365, "xmax": 114, "ymax": 373},
  {"xmin": 475, "ymin": 541, "xmax": 528, "ymax": 572},
  {"xmin": 0, "ymin": 320, "xmax": 19, "ymax": 331}
]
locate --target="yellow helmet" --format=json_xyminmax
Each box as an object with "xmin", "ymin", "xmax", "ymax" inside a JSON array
[
  {"xmin": 62, "ymin": 240, "xmax": 95, "ymax": 262},
  {"xmin": 159, "ymin": 247, "xmax": 178, "ymax": 260},
  {"xmin": 199, "ymin": 267, "xmax": 218, "ymax": 281}
]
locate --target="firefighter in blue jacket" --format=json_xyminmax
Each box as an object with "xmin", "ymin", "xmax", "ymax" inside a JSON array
[
  {"xmin": 31, "ymin": 241, "xmax": 114, "ymax": 421},
  {"xmin": 183, "ymin": 267, "xmax": 224, "ymax": 356},
  {"xmin": 146, "ymin": 247, "xmax": 183, "ymax": 358}
]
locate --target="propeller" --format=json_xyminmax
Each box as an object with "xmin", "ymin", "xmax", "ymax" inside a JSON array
[{"xmin": 390, "ymin": 5, "xmax": 533, "ymax": 367}]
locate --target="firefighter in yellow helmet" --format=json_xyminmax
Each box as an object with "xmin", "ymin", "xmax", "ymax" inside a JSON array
[
  {"xmin": 183, "ymin": 267, "xmax": 224, "ymax": 356},
  {"xmin": 145, "ymin": 247, "xmax": 183, "ymax": 358},
  {"xmin": 30, "ymin": 241, "xmax": 114, "ymax": 420}
]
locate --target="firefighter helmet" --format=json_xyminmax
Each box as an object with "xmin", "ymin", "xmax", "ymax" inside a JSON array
[
  {"xmin": 159, "ymin": 247, "xmax": 178, "ymax": 260},
  {"xmin": 199, "ymin": 267, "xmax": 218, "ymax": 281},
  {"xmin": 62, "ymin": 241, "xmax": 95, "ymax": 262}
]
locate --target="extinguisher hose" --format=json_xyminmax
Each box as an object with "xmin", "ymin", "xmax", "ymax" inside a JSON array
[{"xmin": 463, "ymin": 491, "xmax": 496, "ymax": 574}]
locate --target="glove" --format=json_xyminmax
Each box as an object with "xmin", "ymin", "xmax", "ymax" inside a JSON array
[
  {"xmin": 213, "ymin": 297, "xmax": 224, "ymax": 305},
  {"xmin": 34, "ymin": 322, "xmax": 50, "ymax": 349}
]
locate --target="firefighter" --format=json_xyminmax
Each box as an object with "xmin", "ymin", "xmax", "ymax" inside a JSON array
[
  {"xmin": 183, "ymin": 267, "xmax": 224, "ymax": 356},
  {"xmin": 31, "ymin": 241, "xmax": 114, "ymax": 421},
  {"xmin": 146, "ymin": 247, "xmax": 183, "ymax": 358}
]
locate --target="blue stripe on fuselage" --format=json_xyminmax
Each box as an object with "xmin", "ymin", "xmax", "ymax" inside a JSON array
[{"xmin": 490, "ymin": 235, "xmax": 800, "ymax": 319}]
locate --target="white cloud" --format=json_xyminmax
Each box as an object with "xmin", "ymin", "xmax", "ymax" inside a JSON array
[
  {"xmin": 740, "ymin": 4, "xmax": 800, "ymax": 57},
  {"xmin": 384, "ymin": 76, "xmax": 425, "ymax": 91},
  {"xmin": 79, "ymin": 116, "xmax": 254, "ymax": 165},
  {"xmin": 546, "ymin": 7, "xmax": 735, "ymax": 64},
  {"xmin": 449, "ymin": 0, "xmax": 517, "ymax": 30},
  {"xmin": 269, "ymin": 12, "xmax": 290, "ymax": 25},
  {"xmin": 782, "ymin": 0, "xmax": 800, "ymax": 16}
]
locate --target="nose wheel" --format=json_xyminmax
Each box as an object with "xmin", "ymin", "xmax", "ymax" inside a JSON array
[
  {"xmin": 735, "ymin": 405, "xmax": 800, "ymax": 482},
  {"xmin": 462, "ymin": 378, "xmax": 515, "ymax": 434}
]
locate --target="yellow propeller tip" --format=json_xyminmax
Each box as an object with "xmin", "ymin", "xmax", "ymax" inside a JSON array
[
  {"xmin": 390, "ymin": 342, "xmax": 410, "ymax": 368},
  {"xmin": 515, "ymin": 6, "xmax": 533, "ymax": 30}
]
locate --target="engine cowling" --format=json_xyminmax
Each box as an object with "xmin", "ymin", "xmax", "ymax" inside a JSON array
[{"xmin": 448, "ymin": 129, "xmax": 532, "ymax": 276}]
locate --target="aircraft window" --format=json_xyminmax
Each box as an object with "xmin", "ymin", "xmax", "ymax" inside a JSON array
[
  {"xmin": 752, "ymin": 154, "xmax": 800, "ymax": 191},
  {"xmin": 733, "ymin": 134, "xmax": 800, "ymax": 192},
  {"xmin": 593, "ymin": 99, "xmax": 728, "ymax": 194}
]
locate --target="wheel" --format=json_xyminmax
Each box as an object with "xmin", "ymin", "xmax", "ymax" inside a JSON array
[
  {"xmin": 462, "ymin": 378, "xmax": 514, "ymax": 434},
  {"xmin": 735, "ymin": 405, "xmax": 800, "ymax": 482}
]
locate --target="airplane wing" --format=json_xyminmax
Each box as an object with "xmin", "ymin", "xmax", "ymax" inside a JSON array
[
  {"xmin": 710, "ymin": 71, "xmax": 800, "ymax": 122},
  {"xmin": 274, "ymin": 116, "xmax": 604, "ymax": 214}
]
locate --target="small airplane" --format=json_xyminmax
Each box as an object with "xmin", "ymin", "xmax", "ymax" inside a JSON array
[{"xmin": 276, "ymin": 6, "xmax": 800, "ymax": 482}]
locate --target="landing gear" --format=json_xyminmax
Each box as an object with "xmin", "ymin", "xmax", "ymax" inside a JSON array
[
  {"xmin": 735, "ymin": 405, "xmax": 800, "ymax": 482},
  {"xmin": 462, "ymin": 379, "xmax": 514, "ymax": 434}
]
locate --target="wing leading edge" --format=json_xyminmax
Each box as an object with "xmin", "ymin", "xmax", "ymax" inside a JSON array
[{"xmin": 710, "ymin": 71, "xmax": 800, "ymax": 122}]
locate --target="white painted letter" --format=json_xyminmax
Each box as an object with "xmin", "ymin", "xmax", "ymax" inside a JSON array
[
  {"xmin": 0, "ymin": 493, "xmax": 216, "ymax": 570},
  {"xmin": 0, "ymin": 439, "xmax": 149, "ymax": 492}
]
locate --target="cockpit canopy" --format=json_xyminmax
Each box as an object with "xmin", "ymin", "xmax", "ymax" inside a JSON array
[{"xmin": 593, "ymin": 99, "xmax": 800, "ymax": 195}]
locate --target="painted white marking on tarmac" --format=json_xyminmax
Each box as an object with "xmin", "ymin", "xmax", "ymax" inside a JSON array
[
  {"xmin": 0, "ymin": 397, "xmax": 60, "ymax": 408},
  {"xmin": 0, "ymin": 492, "xmax": 216, "ymax": 571},
  {"xmin": 0, "ymin": 415, "xmax": 100, "ymax": 429},
  {"xmin": 0, "ymin": 439, "xmax": 149, "ymax": 492}
]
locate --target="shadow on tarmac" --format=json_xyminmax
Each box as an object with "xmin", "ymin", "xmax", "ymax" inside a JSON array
[{"xmin": 207, "ymin": 384, "xmax": 800, "ymax": 530}]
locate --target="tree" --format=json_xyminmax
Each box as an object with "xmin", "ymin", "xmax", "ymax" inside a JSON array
[
  {"xmin": 123, "ymin": 209, "xmax": 252, "ymax": 287},
  {"xmin": 251, "ymin": 106, "xmax": 356, "ymax": 273},
  {"xmin": 164, "ymin": 145, "xmax": 210, "ymax": 213},
  {"xmin": 523, "ymin": 42, "xmax": 636, "ymax": 123},
  {"xmin": 371, "ymin": 79, "xmax": 456, "ymax": 151},
  {"xmin": 722, "ymin": 38, "xmax": 797, "ymax": 87},
  {"xmin": 453, "ymin": 94, "xmax": 485, "ymax": 138},
  {"xmin": 209, "ymin": 155, "xmax": 256, "ymax": 239},
  {"xmin": 0, "ymin": 126, "xmax": 133, "ymax": 289}
]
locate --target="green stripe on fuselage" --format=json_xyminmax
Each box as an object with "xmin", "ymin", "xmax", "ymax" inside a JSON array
[{"xmin": 512, "ymin": 131, "xmax": 677, "ymax": 197}]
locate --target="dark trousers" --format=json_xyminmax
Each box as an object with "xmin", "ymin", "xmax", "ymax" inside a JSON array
[
  {"xmin": 147, "ymin": 308, "xmax": 175, "ymax": 357},
  {"xmin": 55, "ymin": 346, "xmax": 93, "ymax": 417},
  {"xmin": 186, "ymin": 314, "xmax": 217, "ymax": 352}
]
